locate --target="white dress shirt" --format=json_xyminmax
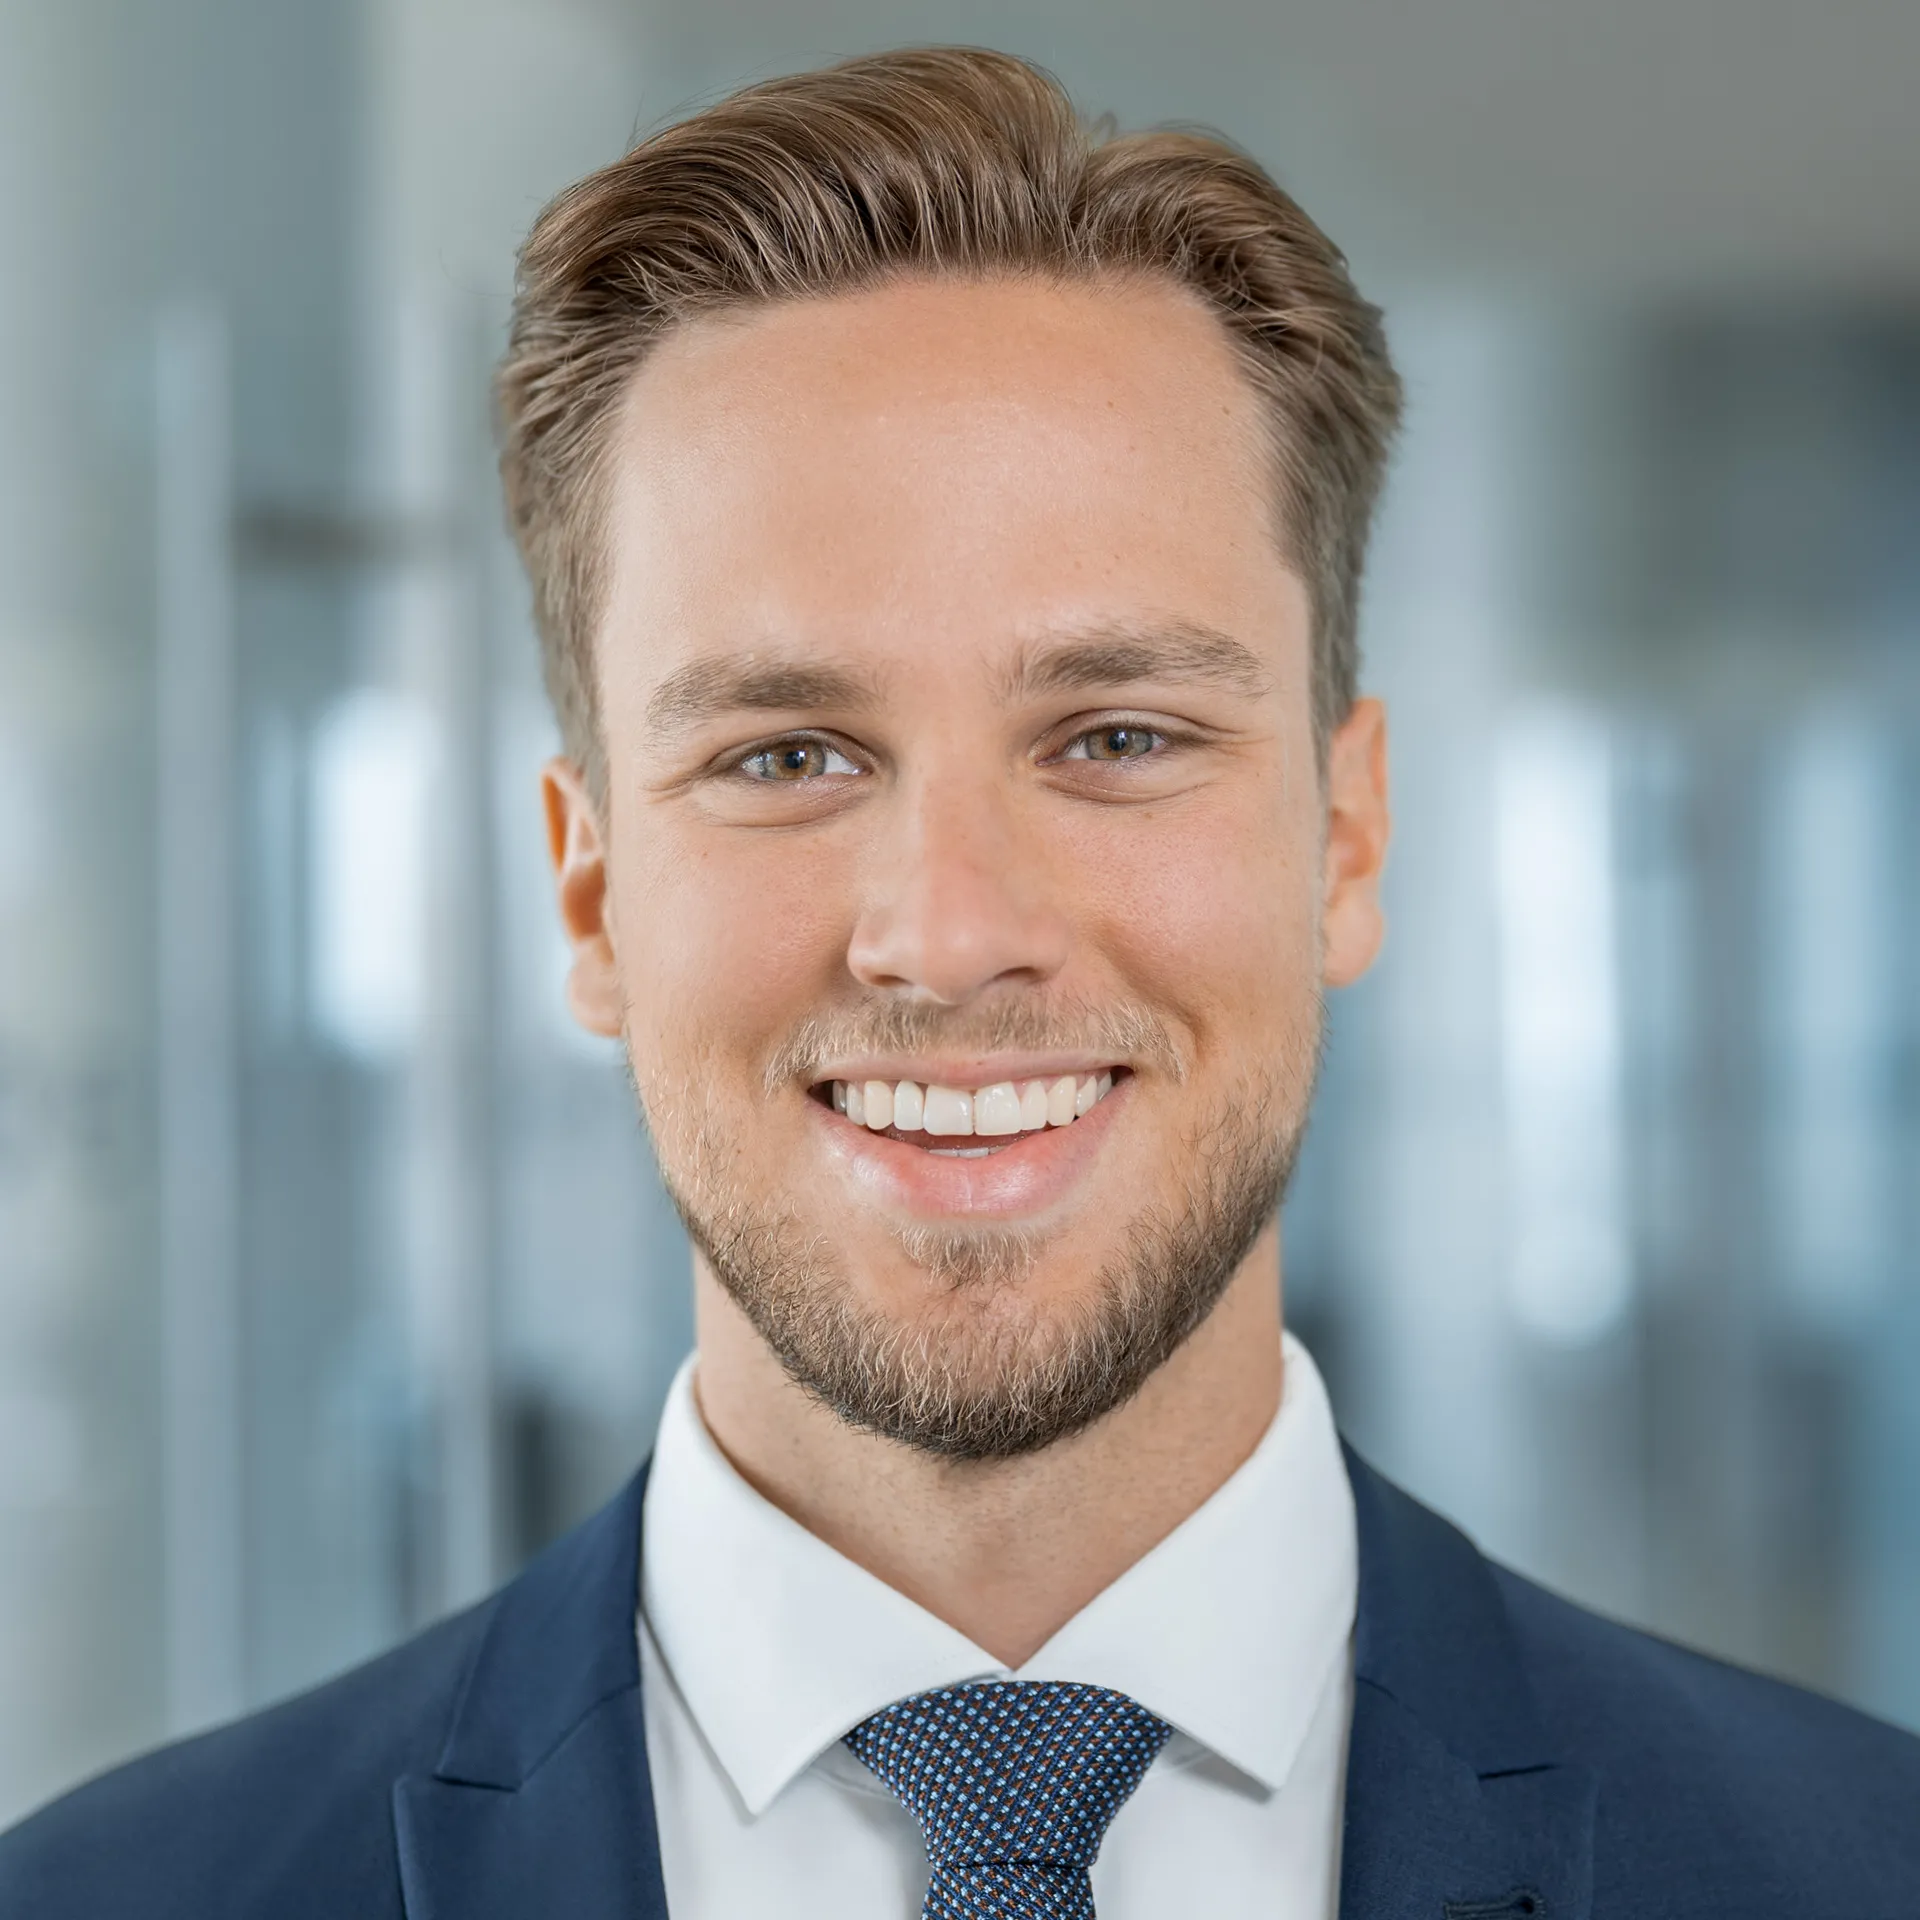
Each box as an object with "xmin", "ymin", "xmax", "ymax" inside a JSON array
[{"xmin": 639, "ymin": 1331, "xmax": 1356, "ymax": 1918}]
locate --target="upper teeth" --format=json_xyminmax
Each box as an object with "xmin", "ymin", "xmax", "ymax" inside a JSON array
[{"xmin": 831, "ymin": 1071, "xmax": 1115, "ymax": 1135}]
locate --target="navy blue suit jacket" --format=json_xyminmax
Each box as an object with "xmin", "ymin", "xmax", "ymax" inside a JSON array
[{"xmin": 3, "ymin": 1451, "xmax": 1916, "ymax": 1917}]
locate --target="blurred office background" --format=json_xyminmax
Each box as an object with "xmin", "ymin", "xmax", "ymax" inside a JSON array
[{"xmin": 2, "ymin": 0, "xmax": 1917, "ymax": 1826}]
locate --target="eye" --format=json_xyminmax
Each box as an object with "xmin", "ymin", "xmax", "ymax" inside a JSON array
[
  {"xmin": 737, "ymin": 738, "xmax": 861, "ymax": 782},
  {"xmin": 1061, "ymin": 724, "xmax": 1166, "ymax": 762}
]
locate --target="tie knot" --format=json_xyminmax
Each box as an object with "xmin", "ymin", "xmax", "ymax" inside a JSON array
[{"xmin": 844, "ymin": 1681, "xmax": 1171, "ymax": 1870}]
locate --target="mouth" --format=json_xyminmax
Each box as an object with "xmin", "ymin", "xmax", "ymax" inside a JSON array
[
  {"xmin": 811, "ymin": 1068, "xmax": 1125, "ymax": 1156},
  {"xmin": 804, "ymin": 1063, "xmax": 1134, "ymax": 1221}
]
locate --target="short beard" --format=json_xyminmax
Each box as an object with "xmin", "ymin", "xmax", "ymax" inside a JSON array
[{"xmin": 656, "ymin": 1060, "xmax": 1315, "ymax": 1461}]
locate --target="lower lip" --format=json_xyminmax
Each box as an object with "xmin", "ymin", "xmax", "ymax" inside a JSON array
[{"xmin": 811, "ymin": 1078, "xmax": 1132, "ymax": 1221}]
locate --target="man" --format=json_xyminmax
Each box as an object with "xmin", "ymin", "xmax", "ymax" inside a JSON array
[{"xmin": 3, "ymin": 45, "xmax": 1916, "ymax": 1920}]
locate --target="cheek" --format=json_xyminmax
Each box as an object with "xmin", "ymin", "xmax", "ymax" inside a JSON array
[
  {"xmin": 1066, "ymin": 795, "xmax": 1320, "ymax": 1039},
  {"xmin": 610, "ymin": 820, "xmax": 852, "ymax": 1077}
]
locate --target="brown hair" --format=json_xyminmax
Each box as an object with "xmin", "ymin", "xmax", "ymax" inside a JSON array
[{"xmin": 498, "ymin": 47, "xmax": 1401, "ymax": 800}]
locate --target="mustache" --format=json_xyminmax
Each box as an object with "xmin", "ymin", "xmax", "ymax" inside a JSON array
[{"xmin": 762, "ymin": 993, "xmax": 1186, "ymax": 1095}]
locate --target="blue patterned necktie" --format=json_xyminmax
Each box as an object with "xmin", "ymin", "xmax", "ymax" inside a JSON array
[{"xmin": 843, "ymin": 1680, "xmax": 1172, "ymax": 1919}]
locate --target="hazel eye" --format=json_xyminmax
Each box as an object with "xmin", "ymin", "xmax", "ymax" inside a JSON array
[
  {"xmin": 739, "ymin": 739, "xmax": 860, "ymax": 782},
  {"xmin": 1065, "ymin": 725, "xmax": 1164, "ymax": 762}
]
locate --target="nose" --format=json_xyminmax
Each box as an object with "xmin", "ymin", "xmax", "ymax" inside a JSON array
[{"xmin": 846, "ymin": 774, "xmax": 1072, "ymax": 1004}]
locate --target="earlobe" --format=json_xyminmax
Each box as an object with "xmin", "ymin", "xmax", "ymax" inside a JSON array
[
  {"xmin": 1320, "ymin": 698, "xmax": 1391, "ymax": 989},
  {"xmin": 541, "ymin": 757, "xmax": 626, "ymax": 1038}
]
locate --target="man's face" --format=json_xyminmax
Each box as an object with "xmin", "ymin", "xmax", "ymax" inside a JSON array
[{"xmin": 547, "ymin": 275, "xmax": 1388, "ymax": 1456}]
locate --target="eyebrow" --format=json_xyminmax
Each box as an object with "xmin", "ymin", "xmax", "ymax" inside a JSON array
[
  {"xmin": 642, "ymin": 618, "xmax": 1271, "ymax": 736},
  {"xmin": 998, "ymin": 621, "xmax": 1272, "ymax": 704},
  {"xmin": 645, "ymin": 654, "xmax": 886, "ymax": 734}
]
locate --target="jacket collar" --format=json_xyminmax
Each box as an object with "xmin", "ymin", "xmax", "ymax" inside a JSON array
[
  {"xmin": 392, "ymin": 1448, "xmax": 1593, "ymax": 1920},
  {"xmin": 1340, "ymin": 1447, "xmax": 1596, "ymax": 1920},
  {"xmin": 393, "ymin": 1463, "xmax": 670, "ymax": 1920}
]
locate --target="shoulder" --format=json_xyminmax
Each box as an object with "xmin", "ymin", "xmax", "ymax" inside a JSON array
[
  {"xmin": 0, "ymin": 1465, "xmax": 650, "ymax": 1920},
  {"xmin": 1348, "ymin": 1455, "xmax": 1919, "ymax": 1913},
  {"xmin": 1494, "ymin": 1562, "xmax": 1920, "ymax": 1907},
  {"xmin": 0, "ymin": 1600, "xmax": 493, "ymax": 1920}
]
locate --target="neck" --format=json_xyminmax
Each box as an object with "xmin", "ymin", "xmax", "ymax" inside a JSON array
[{"xmin": 690, "ymin": 1227, "xmax": 1285, "ymax": 1669}]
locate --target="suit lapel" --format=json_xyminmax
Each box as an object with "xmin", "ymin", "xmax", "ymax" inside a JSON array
[
  {"xmin": 389, "ymin": 1443, "xmax": 1596, "ymax": 1920},
  {"xmin": 393, "ymin": 1466, "xmax": 669, "ymax": 1920},
  {"xmin": 1339, "ymin": 1452, "xmax": 1596, "ymax": 1920}
]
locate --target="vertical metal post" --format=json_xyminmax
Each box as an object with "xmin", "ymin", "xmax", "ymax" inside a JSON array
[{"xmin": 154, "ymin": 300, "xmax": 246, "ymax": 1731}]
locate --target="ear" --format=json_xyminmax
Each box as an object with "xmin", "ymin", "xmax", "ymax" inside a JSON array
[
  {"xmin": 1320, "ymin": 697, "xmax": 1390, "ymax": 988},
  {"xmin": 541, "ymin": 757, "xmax": 625, "ymax": 1037}
]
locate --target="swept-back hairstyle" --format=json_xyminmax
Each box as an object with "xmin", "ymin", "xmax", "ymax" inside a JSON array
[{"xmin": 498, "ymin": 47, "xmax": 1402, "ymax": 799}]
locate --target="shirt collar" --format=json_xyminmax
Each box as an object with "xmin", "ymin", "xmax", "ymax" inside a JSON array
[
  {"xmin": 639, "ymin": 1331, "xmax": 1355, "ymax": 1816},
  {"xmin": 1012, "ymin": 1332, "xmax": 1355, "ymax": 1791}
]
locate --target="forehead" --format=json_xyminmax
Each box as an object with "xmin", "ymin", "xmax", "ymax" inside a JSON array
[{"xmin": 597, "ymin": 275, "xmax": 1305, "ymax": 702}]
